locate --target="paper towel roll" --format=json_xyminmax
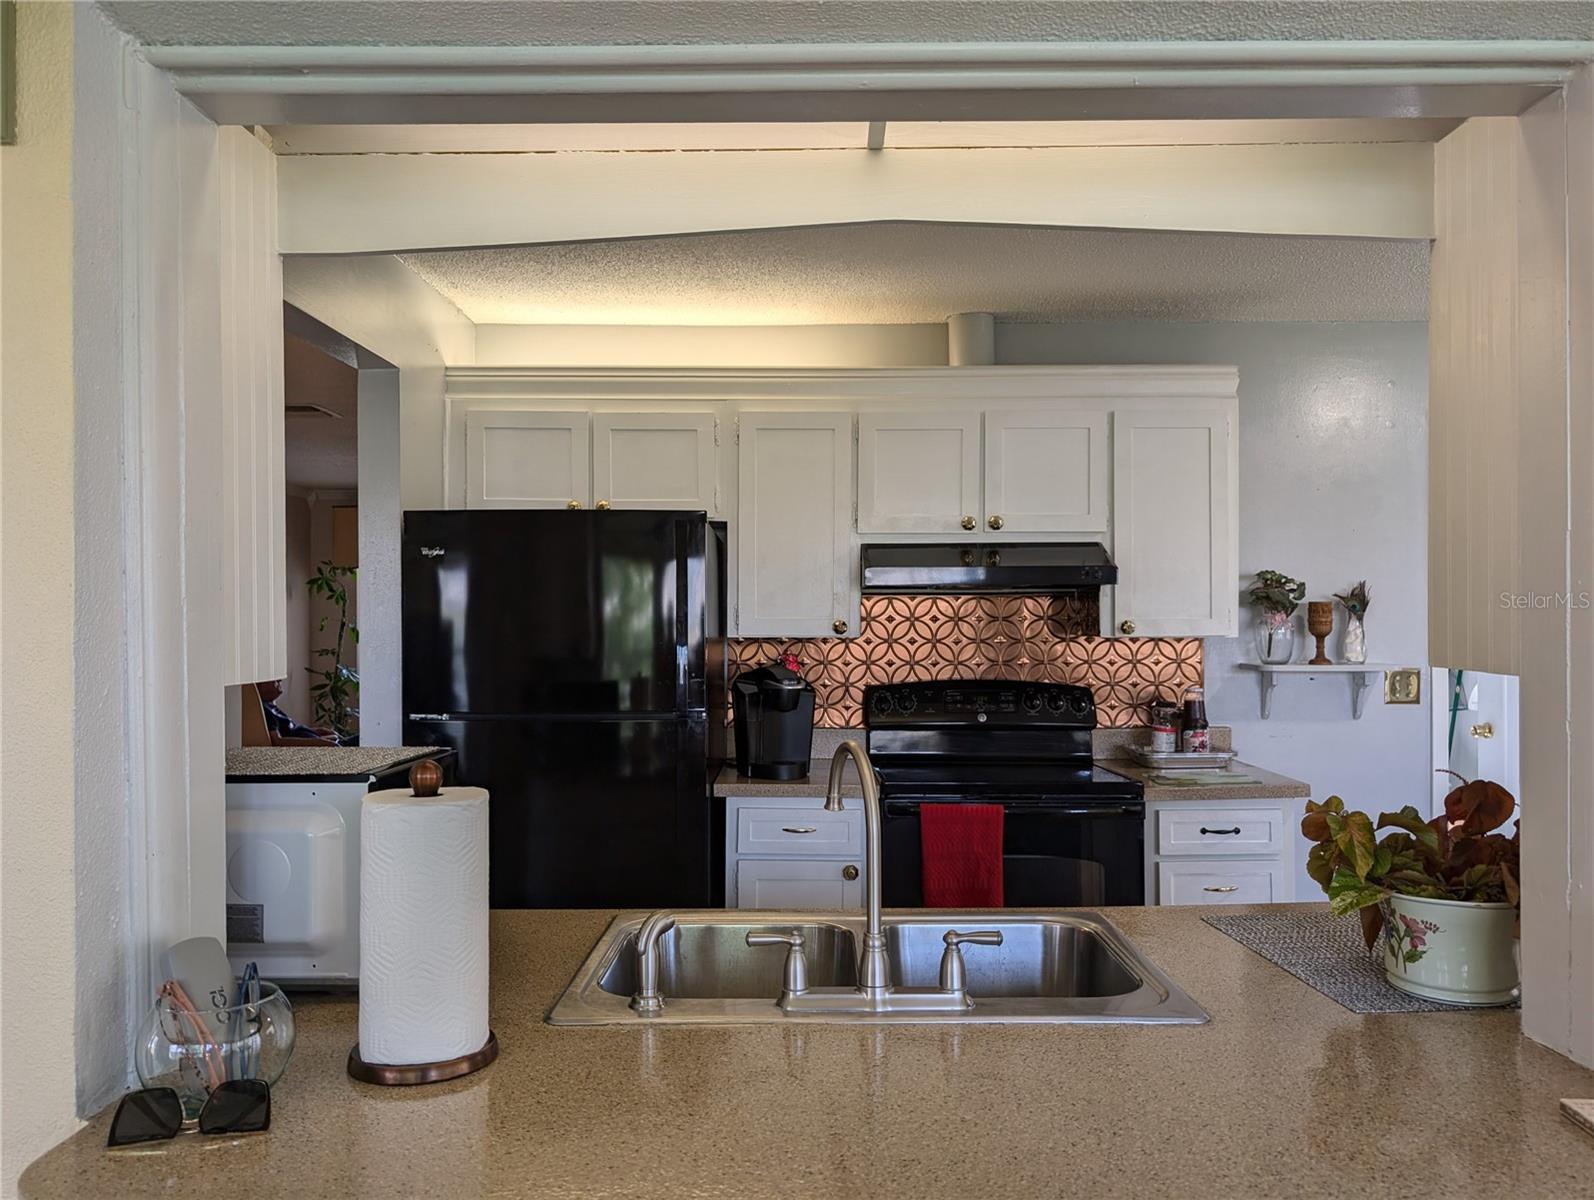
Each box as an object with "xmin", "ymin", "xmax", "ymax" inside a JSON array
[{"xmin": 359, "ymin": 785, "xmax": 489, "ymax": 1065}]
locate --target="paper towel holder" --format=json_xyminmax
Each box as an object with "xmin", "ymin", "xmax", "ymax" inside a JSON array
[
  {"xmin": 348, "ymin": 758, "xmax": 498, "ymax": 1086},
  {"xmin": 348, "ymin": 1030, "xmax": 500, "ymax": 1087}
]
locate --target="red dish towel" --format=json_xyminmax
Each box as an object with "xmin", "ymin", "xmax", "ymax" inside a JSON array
[{"xmin": 920, "ymin": 804, "xmax": 1004, "ymax": 907}]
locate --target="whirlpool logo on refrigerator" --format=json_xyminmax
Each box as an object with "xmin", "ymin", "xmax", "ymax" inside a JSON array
[{"xmin": 420, "ymin": 546, "xmax": 446, "ymax": 558}]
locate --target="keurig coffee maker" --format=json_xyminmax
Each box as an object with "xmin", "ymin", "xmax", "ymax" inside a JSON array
[{"xmin": 731, "ymin": 663, "xmax": 816, "ymax": 780}]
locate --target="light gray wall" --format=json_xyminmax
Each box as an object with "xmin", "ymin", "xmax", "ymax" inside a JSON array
[{"xmin": 998, "ymin": 320, "xmax": 1431, "ymax": 901}]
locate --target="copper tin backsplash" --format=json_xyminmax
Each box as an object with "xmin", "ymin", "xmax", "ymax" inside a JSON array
[{"xmin": 730, "ymin": 595, "xmax": 1202, "ymax": 728}]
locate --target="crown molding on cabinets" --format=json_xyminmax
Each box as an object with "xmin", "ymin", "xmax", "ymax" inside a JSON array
[{"xmin": 444, "ymin": 365, "xmax": 1242, "ymax": 402}]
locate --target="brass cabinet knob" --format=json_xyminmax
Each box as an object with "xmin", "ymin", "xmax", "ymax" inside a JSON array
[
  {"xmin": 842, "ymin": 865, "xmax": 860, "ymax": 881},
  {"xmin": 988, "ymin": 514, "xmax": 1004, "ymax": 530},
  {"xmin": 566, "ymin": 499, "xmax": 583, "ymax": 510},
  {"xmin": 1471, "ymin": 722, "xmax": 1494, "ymax": 739},
  {"xmin": 832, "ymin": 619, "xmax": 849, "ymax": 635},
  {"xmin": 1119, "ymin": 619, "xmax": 1136, "ymax": 635},
  {"xmin": 595, "ymin": 499, "xmax": 611, "ymax": 510},
  {"xmin": 961, "ymin": 515, "xmax": 976, "ymax": 531}
]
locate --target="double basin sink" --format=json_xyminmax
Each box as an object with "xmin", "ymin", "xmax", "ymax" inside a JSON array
[{"xmin": 548, "ymin": 909, "xmax": 1208, "ymax": 1025}]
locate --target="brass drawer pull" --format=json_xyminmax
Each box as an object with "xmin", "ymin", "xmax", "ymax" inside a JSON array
[
  {"xmin": 842, "ymin": 865, "xmax": 860, "ymax": 881},
  {"xmin": 1203, "ymin": 885, "xmax": 1240, "ymax": 894}
]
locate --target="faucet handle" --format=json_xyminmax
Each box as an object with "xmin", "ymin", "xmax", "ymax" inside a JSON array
[
  {"xmin": 746, "ymin": 929, "xmax": 810, "ymax": 998},
  {"xmin": 943, "ymin": 929, "xmax": 1004, "ymax": 948},
  {"xmin": 938, "ymin": 929, "xmax": 1003, "ymax": 995}
]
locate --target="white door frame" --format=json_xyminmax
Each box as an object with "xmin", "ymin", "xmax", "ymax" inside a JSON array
[{"xmin": 102, "ymin": 39, "xmax": 1594, "ymax": 1080}]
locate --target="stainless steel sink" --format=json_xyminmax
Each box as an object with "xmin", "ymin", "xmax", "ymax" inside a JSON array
[
  {"xmin": 596, "ymin": 919, "xmax": 858, "ymax": 998},
  {"xmin": 548, "ymin": 910, "xmax": 1208, "ymax": 1025}
]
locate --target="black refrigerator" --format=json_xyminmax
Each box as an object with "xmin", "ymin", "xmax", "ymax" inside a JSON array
[{"xmin": 402, "ymin": 510, "xmax": 728, "ymax": 909}]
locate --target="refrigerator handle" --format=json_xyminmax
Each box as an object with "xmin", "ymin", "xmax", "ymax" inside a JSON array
[{"xmin": 676, "ymin": 519, "xmax": 694, "ymax": 706}]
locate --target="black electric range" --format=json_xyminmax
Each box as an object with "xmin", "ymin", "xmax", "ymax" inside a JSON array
[{"xmin": 863, "ymin": 680, "xmax": 1146, "ymax": 907}]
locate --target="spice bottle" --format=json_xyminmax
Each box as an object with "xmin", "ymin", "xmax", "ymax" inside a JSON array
[{"xmin": 1180, "ymin": 685, "xmax": 1210, "ymax": 753}]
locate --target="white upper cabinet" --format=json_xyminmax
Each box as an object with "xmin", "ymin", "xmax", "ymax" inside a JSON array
[
  {"xmin": 983, "ymin": 408, "xmax": 1109, "ymax": 533},
  {"xmin": 591, "ymin": 410, "xmax": 720, "ymax": 515},
  {"xmin": 856, "ymin": 409, "xmax": 980, "ymax": 534},
  {"xmin": 465, "ymin": 409, "xmax": 590, "ymax": 509},
  {"xmin": 1111, "ymin": 408, "xmax": 1236, "ymax": 638},
  {"xmin": 736, "ymin": 411, "xmax": 855, "ymax": 638}
]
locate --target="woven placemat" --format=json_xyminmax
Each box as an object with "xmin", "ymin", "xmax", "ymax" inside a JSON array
[{"xmin": 1203, "ymin": 909, "xmax": 1520, "ymax": 1014}]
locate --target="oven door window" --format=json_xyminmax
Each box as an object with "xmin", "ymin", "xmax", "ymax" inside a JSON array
[{"xmin": 882, "ymin": 802, "xmax": 1145, "ymax": 907}]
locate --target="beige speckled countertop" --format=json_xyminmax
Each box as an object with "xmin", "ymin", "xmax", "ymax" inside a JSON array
[
  {"xmin": 22, "ymin": 905, "xmax": 1594, "ymax": 1199},
  {"xmin": 714, "ymin": 756, "xmax": 1311, "ymax": 805},
  {"xmin": 1099, "ymin": 758, "xmax": 1313, "ymax": 802}
]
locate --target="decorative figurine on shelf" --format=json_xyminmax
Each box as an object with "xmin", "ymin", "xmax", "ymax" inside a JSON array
[
  {"xmin": 1248, "ymin": 569, "xmax": 1306, "ymax": 664},
  {"xmin": 1307, "ymin": 601, "xmax": 1335, "ymax": 666},
  {"xmin": 1334, "ymin": 580, "xmax": 1370, "ymax": 664}
]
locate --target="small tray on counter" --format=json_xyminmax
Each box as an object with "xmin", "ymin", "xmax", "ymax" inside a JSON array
[{"xmin": 1127, "ymin": 747, "xmax": 1236, "ymax": 770}]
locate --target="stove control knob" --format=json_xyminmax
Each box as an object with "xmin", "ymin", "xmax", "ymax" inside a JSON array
[
  {"xmin": 896, "ymin": 690, "xmax": 918, "ymax": 714},
  {"xmin": 1045, "ymin": 691, "xmax": 1067, "ymax": 713},
  {"xmin": 871, "ymin": 691, "xmax": 895, "ymax": 716},
  {"xmin": 1071, "ymin": 694, "xmax": 1091, "ymax": 716},
  {"xmin": 1022, "ymin": 690, "xmax": 1043, "ymax": 714}
]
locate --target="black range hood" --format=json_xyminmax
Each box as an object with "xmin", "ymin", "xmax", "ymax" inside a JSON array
[{"xmin": 860, "ymin": 542, "xmax": 1117, "ymax": 595}]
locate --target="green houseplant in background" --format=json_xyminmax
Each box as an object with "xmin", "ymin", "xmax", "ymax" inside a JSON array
[
  {"xmin": 1248, "ymin": 569, "xmax": 1306, "ymax": 663},
  {"xmin": 1301, "ymin": 777, "xmax": 1520, "ymax": 1006},
  {"xmin": 306, "ymin": 560, "xmax": 359, "ymax": 742}
]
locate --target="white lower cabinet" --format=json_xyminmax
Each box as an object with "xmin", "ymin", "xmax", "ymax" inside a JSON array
[
  {"xmin": 725, "ymin": 794, "xmax": 867, "ymax": 908},
  {"xmin": 1148, "ymin": 798, "xmax": 1299, "ymax": 906},
  {"xmin": 1157, "ymin": 860, "xmax": 1287, "ymax": 906},
  {"xmin": 736, "ymin": 859, "xmax": 866, "ymax": 910}
]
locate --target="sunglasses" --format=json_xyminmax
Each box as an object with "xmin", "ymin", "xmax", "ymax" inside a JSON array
[{"xmin": 107, "ymin": 1080, "xmax": 271, "ymax": 1147}]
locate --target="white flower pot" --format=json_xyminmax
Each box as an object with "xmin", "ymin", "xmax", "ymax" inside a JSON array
[{"xmin": 1380, "ymin": 893, "xmax": 1519, "ymax": 1007}]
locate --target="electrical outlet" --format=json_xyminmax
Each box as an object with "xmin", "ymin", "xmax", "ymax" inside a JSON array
[{"xmin": 1384, "ymin": 668, "xmax": 1422, "ymax": 705}]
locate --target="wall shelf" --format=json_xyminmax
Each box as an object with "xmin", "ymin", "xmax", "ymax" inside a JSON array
[{"xmin": 1237, "ymin": 663, "xmax": 1395, "ymax": 720}]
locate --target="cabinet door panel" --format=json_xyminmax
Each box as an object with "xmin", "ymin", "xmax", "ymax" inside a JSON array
[
  {"xmin": 1157, "ymin": 860, "xmax": 1287, "ymax": 906},
  {"xmin": 465, "ymin": 409, "xmax": 590, "ymax": 510},
  {"xmin": 857, "ymin": 410, "xmax": 979, "ymax": 533},
  {"xmin": 984, "ymin": 409, "xmax": 1108, "ymax": 532},
  {"xmin": 736, "ymin": 411, "xmax": 854, "ymax": 637},
  {"xmin": 592, "ymin": 410, "xmax": 719, "ymax": 514},
  {"xmin": 1112, "ymin": 409, "xmax": 1235, "ymax": 637},
  {"xmin": 735, "ymin": 858, "xmax": 865, "ymax": 910}
]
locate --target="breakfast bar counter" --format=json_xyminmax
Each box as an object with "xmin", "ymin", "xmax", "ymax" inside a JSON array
[{"xmin": 22, "ymin": 905, "xmax": 1594, "ymax": 1199}]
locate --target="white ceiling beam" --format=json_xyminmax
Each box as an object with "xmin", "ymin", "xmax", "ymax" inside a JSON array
[
  {"xmin": 278, "ymin": 141, "xmax": 1433, "ymax": 255},
  {"xmin": 146, "ymin": 40, "xmax": 1582, "ymax": 125}
]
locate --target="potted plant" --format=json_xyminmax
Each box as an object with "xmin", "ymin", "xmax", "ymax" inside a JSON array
[
  {"xmin": 306, "ymin": 560, "xmax": 360, "ymax": 742},
  {"xmin": 1248, "ymin": 569, "xmax": 1305, "ymax": 664},
  {"xmin": 1301, "ymin": 776, "xmax": 1519, "ymax": 1006}
]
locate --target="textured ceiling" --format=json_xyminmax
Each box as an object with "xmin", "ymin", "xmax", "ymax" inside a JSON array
[
  {"xmin": 398, "ymin": 223, "xmax": 1429, "ymax": 326},
  {"xmin": 285, "ymin": 334, "xmax": 358, "ymax": 490},
  {"xmin": 100, "ymin": 2, "xmax": 1594, "ymax": 47}
]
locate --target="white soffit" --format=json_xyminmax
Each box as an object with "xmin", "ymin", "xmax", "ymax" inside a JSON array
[
  {"xmin": 263, "ymin": 117, "xmax": 1460, "ymax": 156},
  {"xmin": 395, "ymin": 222, "xmax": 1430, "ymax": 326}
]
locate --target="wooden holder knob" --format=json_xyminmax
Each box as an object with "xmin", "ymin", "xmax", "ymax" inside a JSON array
[{"xmin": 408, "ymin": 759, "xmax": 443, "ymax": 797}]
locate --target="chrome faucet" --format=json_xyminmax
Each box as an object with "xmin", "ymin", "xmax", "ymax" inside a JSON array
[
  {"xmin": 825, "ymin": 740, "xmax": 891, "ymax": 998},
  {"xmin": 630, "ymin": 910, "xmax": 677, "ymax": 1015}
]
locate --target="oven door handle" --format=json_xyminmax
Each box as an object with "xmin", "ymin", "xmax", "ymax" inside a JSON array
[{"xmin": 883, "ymin": 803, "xmax": 1143, "ymax": 818}]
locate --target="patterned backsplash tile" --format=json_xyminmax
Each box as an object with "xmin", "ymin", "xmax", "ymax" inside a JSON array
[{"xmin": 730, "ymin": 594, "xmax": 1202, "ymax": 728}]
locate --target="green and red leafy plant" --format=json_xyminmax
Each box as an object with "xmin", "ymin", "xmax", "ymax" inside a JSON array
[{"xmin": 1301, "ymin": 776, "xmax": 1519, "ymax": 949}]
